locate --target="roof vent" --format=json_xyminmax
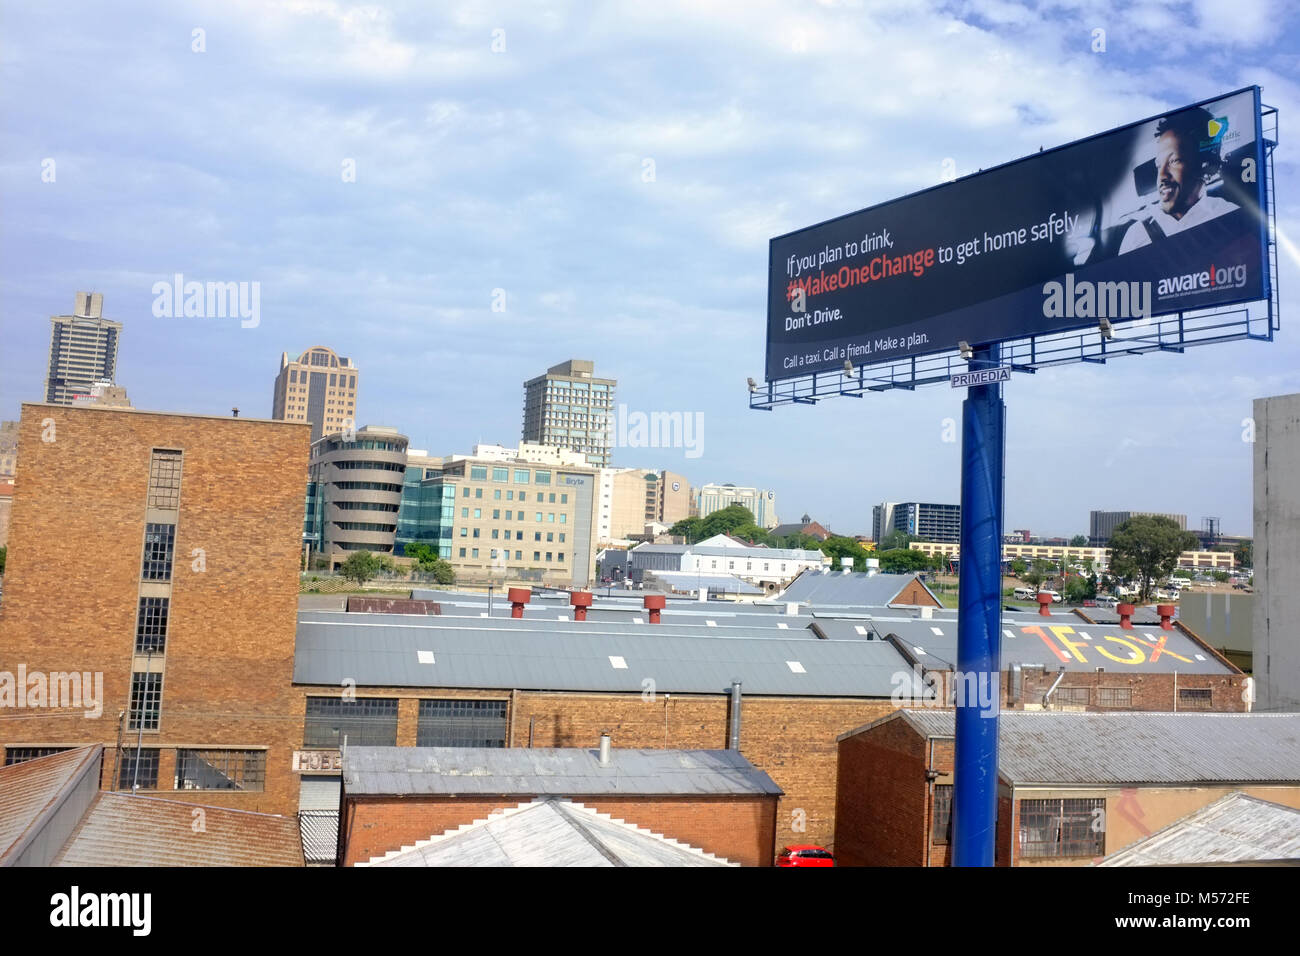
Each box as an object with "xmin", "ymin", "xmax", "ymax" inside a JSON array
[{"xmin": 598, "ymin": 733, "xmax": 611, "ymax": 766}]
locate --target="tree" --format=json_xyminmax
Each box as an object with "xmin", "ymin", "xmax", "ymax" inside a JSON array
[
  {"xmin": 877, "ymin": 547, "xmax": 932, "ymax": 574},
  {"xmin": 1233, "ymin": 540, "xmax": 1253, "ymax": 569},
  {"xmin": 1063, "ymin": 574, "xmax": 1095, "ymax": 603},
  {"xmin": 1108, "ymin": 515, "xmax": 1200, "ymax": 602},
  {"xmin": 1022, "ymin": 558, "xmax": 1054, "ymax": 589},
  {"xmin": 1069, "ymin": 534, "xmax": 1089, "ymax": 547},
  {"xmin": 699, "ymin": 504, "xmax": 759, "ymax": 540},
  {"xmin": 339, "ymin": 550, "xmax": 381, "ymax": 586},
  {"xmin": 1009, "ymin": 558, "xmax": 1027, "ymax": 577},
  {"xmin": 878, "ymin": 529, "xmax": 914, "ymax": 552},
  {"xmin": 781, "ymin": 532, "xmax": 823, "ymax": 551},
  {"xmin": 819, "ymin": 535, "xmax": 871, "ymax": 571},
  {"xmin": 1212, "ymin": 569, "xmax": 1230, "ymax": 583},
  {"xmin": 668, "ymin": 517, "xmax": 704, "ymax": 543},
  {"xmin": 0, "ymin": 545, "xmax": 6, "ymax": 575},
  {"xmin": 1172, "ymin": 567, "xmax": 1193, "ymax": 579}
]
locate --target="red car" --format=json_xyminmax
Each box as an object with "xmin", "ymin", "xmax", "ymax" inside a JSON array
[{"xmin": 777, "ymin": 845, "xmax": 835, "ymax": 867}]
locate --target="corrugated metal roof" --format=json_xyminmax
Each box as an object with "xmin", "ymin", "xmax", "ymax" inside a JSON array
[
  {"xmin": 53, "ymin": 793, "xmax": 304, "ymax": 866},
  {"xmin": 644, "ymin": 571, "xmax": 765, "ymax": 594},
  {"xmin": 0, "ymin": 748, "xmax": 98, "ymax": 864},
  {"xmin": 1098, "ymin": 793, "xmax": 1300, "ymax": 865},
  {"xmin": 362, "ymin": 798, "xmax": 734, "ymax": 867},
  {"xmin": 778, "ymin": 570, "xmax": 921, "ymax": 607},
  {"xmin": 342, "ymin": 746, "xmax": 784, "ymax": 796},
  {"xmin": 876, "ymin": 711, "xmax": 1300, "ymax": 785},
  {"xmin": 294, "ymin": 616, "xmax": 922, "ymax": 697}
]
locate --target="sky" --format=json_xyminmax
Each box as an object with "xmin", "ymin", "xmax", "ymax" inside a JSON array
[{"xmin": 2, "ymin": 0, "xmax": 1297, "ymax": 538}]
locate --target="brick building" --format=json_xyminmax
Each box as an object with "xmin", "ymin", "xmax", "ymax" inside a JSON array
[
  {"xmin": 338, "ymin": 743, "xmax": 781, "ymax": 866},
  {"xmin": 0, "ymin": 403, "xmax": 309, "ymax": 817},
  {"xmin": 834, "ymin": 710, "xmax": 1300, "ymax": 866}
]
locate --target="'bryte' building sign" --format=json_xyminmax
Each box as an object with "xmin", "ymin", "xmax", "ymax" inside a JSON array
[{"xmin": 293, "ymin": 750, "xmax": 343, "ymax": 773}]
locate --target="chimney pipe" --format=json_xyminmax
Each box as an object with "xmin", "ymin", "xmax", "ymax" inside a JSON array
[
  {"xmin": 1156, "ymin": 604, "xmax": 1175, "ymax": 630},
  {"xmin": 598, "ymin": 732, "xmax": 611, "ymax": 766},
  {"xmin": 508, "ymin": 587, "xmax": 532, "ymax": 619},
  {"xmin": 643, "ymin": 593, "xmax": 665, "ymax": 623},
  {"xmin": 571, "ymin": 590, "xmax": 593, "ymax": 621},
  {"xmin": 1117, "ymin": 603, "xmax": 1135, "ymax": 630},
  {"xmin": 728, "ymin": 681, "xmax": 742, "ymax": 750},
  {"xmin": 1037, "ymin": 592, "xmax": 1053, "ymax": 617}
]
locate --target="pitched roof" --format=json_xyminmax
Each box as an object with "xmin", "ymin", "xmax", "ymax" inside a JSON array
[
  {"xmin": 1098, "ymin": 792, "xmax": 1300, "ymax": 866},
  {"xmin": 779, "ymin": 569, "xmax": 931, "ymax": 607},
  {"xmin": 342, "ymin": 746, "xmax": 784, "ymax": 797},
  {"xmin": 846, "ymin": 711, "xmax": 1300, "ymax": 786},
  {"xmin": 0, "ymin": 747, "xmax": 99, "ymax": 865},
  {"xmin": 361, "ymin": 797, "xmax": 735, "ymax": 867},
  {"xmin": 53, "ymin": 793, "xmax": 304, "ymax": 867}
]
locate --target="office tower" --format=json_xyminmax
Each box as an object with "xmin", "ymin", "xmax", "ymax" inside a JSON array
[
  {"xmin": 695, "ymin": 483, "xmax": 779, "ymax": 530},
  {"xmin": 272, "ymin": 346, "xmax": 359, "ymax": 443},
  {"xmin": 1089, "ymin": 510, "xmax": 1188, "ymax": 545},
  {"xmin": 874, "ymin": 501, "xmax": 961, "ymax": 543},
  {"xmin": 44, "ymin": 293, "xmax": 122, "ymax": 405},
  {"xmin": 521, "ymin": 360, "xmax": 616, "ymax": 468}
]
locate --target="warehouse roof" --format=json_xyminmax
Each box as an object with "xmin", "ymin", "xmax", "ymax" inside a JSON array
[
  {"xmin": 1098, "ymin": 793, "xmax": 1300, "ymax": 866},
  {"xmin": 778, "ymin": 569, "xmax": 939, "ymax": 607},
  {"xmin": 843, "ymin": 711, "xmax": 1300, "ymax": 785},
  {"xmin": 342, "ymin": 746, "xmax": 783, "ymax": 797},
  {"xmin": 361, "ymin": 797, "xmax": 734, "ymax": 867},
  {"xmin": 294, "ymin": 614, "xmax": 923, "ymax": 697}
]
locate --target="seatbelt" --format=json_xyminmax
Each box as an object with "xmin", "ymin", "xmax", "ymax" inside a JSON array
[{"xmin": 1141, "ymin": 217, "xmax": 1166, "ymax": 243}]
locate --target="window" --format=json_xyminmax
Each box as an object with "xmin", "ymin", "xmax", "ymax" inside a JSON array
[
  {"xmin": 515, "ymin": 531, "xmax": 523, "ymax": 541},
  {"xmin": 176, "ymin": 749, "xmax": 266, "ymax": 791},
  {"xmin": 141, "ymin": 523, "xmax": 176, "ymax": 580},
  {"xmin": 473, "ymin": 509, "xmax": 481, "ymax": 519},
  {"xmin": 1097, "ymin": 687, "xmax": 1132, "ymax": 708},
  {"xmin": 533, "ymin": 551, "xmax": 540, "ymax": 561},
  {"xmin": 462, "ymin": 487, "xmax": 470, "ymax": 497},
  {"xmin": 560, "ymin": 514, "xmax": 567, "ymax": 524},
  {"xmin": 535, "ymin": 512, "xmax": 543, "ymax": 522},
  {"xmin": 471, "ymin": 466, "xmax": 487, "ymax": 481},
  {"xmin": 546, "ymin": 552, "xmax": 552, "ymax": 562},
  {"xmin": 494, "ymin": 489, "xmax": 501, "ymax": 499},
  {"xmin": 304, "ymin": 697, "xmax": 398, "ymax": 747},
  {"xmin": 506, "ymin": 510, "xmax": 513, "ymax": 520},
  {"xmin": 491, "ymin": 530, "xmax": 499, "ymax": 539},
  {"xmin": 4, "ymin": 746, "xmax": 72, "ymax": 766},
  {"xmin": 534, "ymin": 470, "xmax": 551, "ymax": 485},
  {"xmin": 1019, "ymin": 798, "xmax": 1105, "ymax": 858},
  {"xmin": 417, "ymin": 699, "xmax": 508, "ymax": 746},
  {"xmin": 932, "ymin": 784, "xmax": 953, "ymax": 845},
  {"xmin": 546, "ymin": 532, "xmax": 554, "ymax": 542},
  {"xmin": 459, "ymin": 548, "xmax": 467, "ymax": 557},
  {"xmin": 128, "ymin": 672, "xmax": 162, "ymax": 731},
  {"xmin": 147, "ymin": 449, "xmax": 183, "ymax": 509},
  {"xmin": 462, "ymin": 508, "xmax": 469, "ymax": 518},
  {"xmin": 561, "ymin": 494, "xmax": 568, "ymax": 504},
  {"xmin": 1055, "ymin": 687, "xmax": 1090, "ymax": 706},
  {"xmin": 472, "ymin": 548, "xmax": 479, "ymax": 558},
  {"xmin": 549, "ymin": 493, "xmax": 556, "ymax": 503},
  {"xmin": 534, "ymin": 532, "xmax": 541, "ymax": 542},
  {"xmin": 507, "ymin": 490, "xmax": 514, "ymax": 500},
  {"xmin": 559, "ymin": 534, "xmax": 565, "ymax": 543},
  {"xmin": 135, "ymin": 597, "xmax": 169, "ymax": 653},
  {"xmin": 493, "ymin": 467, "xmax": 509, "ymax": 482},
  {"xmin": 472, "ymin": 528, "xmax": 480, "ymax": 538},
  {"xmin": 116, "ymin": 748, "xmax": 160, "ymax": 790},
  {"xmin": 514, "ymin": 469, "xmax": 530, "ymax": 483},
  {"xmin": 537, "ymin": 493, "xmax": 544, "ymax": 503},
  {"xmin": 475, "ymin": 488, "xmax": 483, "ymax": 499},
  {"xmin": 1179, "ymin": 688, "xmax": 1214, "ymax": 710},
  {"xmin": 515, "ymin": 550, "xmax": 522, "ymax": 560},
  {"xmin": 460, "ymin": 527, "xmax": 468, "ymax": 537},
  {"xmin": 493, "ymin": 509, "xmax": 500, "ymax": 519}
]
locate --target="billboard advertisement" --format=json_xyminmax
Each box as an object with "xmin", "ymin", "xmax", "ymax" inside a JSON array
[{"xmin": 765, "ymin": 87, "xmax": 1268, "ymax": 382}]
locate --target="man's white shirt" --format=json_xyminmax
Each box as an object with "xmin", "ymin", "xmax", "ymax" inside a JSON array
[{"xmin": 1119, "ymin": 193, "xmax": 1240, "ymax": 254}]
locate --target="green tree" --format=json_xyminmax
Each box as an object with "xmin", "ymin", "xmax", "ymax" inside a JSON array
[
  {"xmin": 1172, "ymin": 568, "xmax": 1193, "ymax": 579},
  {"xmin": 1108, "ymin": 516, "xmax": 1201, "ymax": 602},
  {"xmin": 1009, "ymin": 558, "xmax": 1027, "ymax": 577},
  {"xmin": 699, "ymin": 504, "xmax": 759, "ymax": 540},
  {"xmin": 339, "ymin": 550, "xmax": 380, "ymax": 586},
  {"xmin": 1022, "ymin": 558, "xmax": 1054, "ymax": 589},
  {"xmin": 668, "ymin": 517, "xmax": 704, "ymax": 543},
  {"xmin": 0, "ymin": 545, "xmax": 6, "ymax": 575},
  {"xmin": 1069, "ymin": 534, "xmax": 1088, "ymax": 547},
  {"xmin": 781, "ymin": 532, "xmax": 823, "ymax": 551},
  {"xmin": 877, "ymin": 547, "xmax": 932, "ymax": 574},
  {"xmin": 1212, "ymin": 569, "xmax": 1230, "ymax": 583},
  {"xmin": 878, "ymin": 529, "xmax": 914, "ymax": 552},
  {"xmin": 429, "ymin": 558, "xmax": 455, "ymax": 585},
  {"xmin": 1063, "ymin": 574, "xmax": 1095, "ymax": 603},
  {"xmin": 819, "ymin": 535, "xmax": 871, "ymax": 571},
  {"xmin": 1233, "ymin": 540, "xmax": 1253, "ymax": 569}
]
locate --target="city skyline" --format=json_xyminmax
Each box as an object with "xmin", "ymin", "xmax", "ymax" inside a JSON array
[{"xmin": 3, "ymin": 2, "xmax": 1296, "ymax": 539}]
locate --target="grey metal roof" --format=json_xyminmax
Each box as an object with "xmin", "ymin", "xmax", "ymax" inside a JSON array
[
  {"xmin": 812, "ymin": 612, "xmax": 1233, "ymax": 675},
  {"xmin": 869, "ymin": 711, "xmax": 1300, "ymax": 785},
  {"xmin": 362, "ymin": 797, "xmax": 734, "ymax": 867},
  {"xmin": 294, "ymin": 614, "xmax": 920, "ymax": 697},
  {"xmin": 643, "ymin": 571, "xmax": 765, "ymax": 594},
  {"xmin": 1098, "ymin": 793, "xmax": 1300, "ymax": 866},
  {"xmin": 689, "ymin": 545, "xmax": 824, "ymax": 561},
  {"xmin": 342, "ymin": 746, "xmax": 784, "ymax": 797},
  {"xmin": 778, "ymin": 570, "xmax": 925, "ymax": 607}
]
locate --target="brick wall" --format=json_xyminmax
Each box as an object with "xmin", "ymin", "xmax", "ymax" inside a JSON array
[
  {"xmin": 895, "ymin": 577, "xmax": 942, "ymax": 607},
  {"xmin": 1012, "ymin": 670, "xmax": 1248, "ymax": 712},
  {"xmin": 0, "ymin": 405, "xmax": 309, "ymax": 816},
  {"xmin": 834, "ymin": 716, "xmax": 930, "ymax": 866},
  {"xmin": 341, "ymin": 793, "xmax": 778, "ymax": 866}
]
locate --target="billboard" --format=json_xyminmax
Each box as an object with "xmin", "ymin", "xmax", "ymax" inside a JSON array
[{"xmin": 765, "ymin": 87, "xmax": 1269, "ymax": 381}]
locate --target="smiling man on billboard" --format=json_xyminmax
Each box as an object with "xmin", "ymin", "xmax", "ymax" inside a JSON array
[{"xmin": 1118, "ymin": 106, "xmax": 1240, "ymax": 253}]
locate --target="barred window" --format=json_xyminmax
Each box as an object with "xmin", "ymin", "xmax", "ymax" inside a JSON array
[
  {"xmin": 1055, "ymin": 686, "xmax": 1090, "ymax": 706},
  {"xmin": 931, "ymin": 784, "xmax": 953, "ymax": 845},
  {"xmin": 147, "ymin": 449, "xmax": 183, "ymax": 509},
  {"xmin": 1178, "ymin": 688, "xmax": 1214, "ymax": 710},
  {"xmin": 4, "ymin": 746, "xmax": 72, "ymax": 766},
  {"xmin": 128, "ymin": 672, "xmax": 162, "ymax": 731},
  {"xmin": 176, "ymin": 749, "xmax": 266, "ymax": 791},
  {"xmin": 117, "ymin": 747, "xmax": 161, "ymax": 790},
  {"xmin": 135, "ymin": 597, "xmax": 169, "ymax": 653},
  {"xmin": 1097, "ymin": 687, "xmax": 1133, "ymax": 708},
  {"xmin": 304, "ymin": 697, "xmax": 398, "ymax": 747},
  {"xmin": 141, "ymin": 523, "xmax": 175, "ymax": 580},
  {"xmin": 416, "ymin": 699, "xmax": 508, "ymax": 747},
  {"xmin": 1019, "ymin": 798, "xmax": 1105, "ymax": 858}
]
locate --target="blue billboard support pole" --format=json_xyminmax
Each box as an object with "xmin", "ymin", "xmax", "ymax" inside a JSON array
[{"xmin": 953, "ymin": 341, "xmax": 1005, "ymax": 867}]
